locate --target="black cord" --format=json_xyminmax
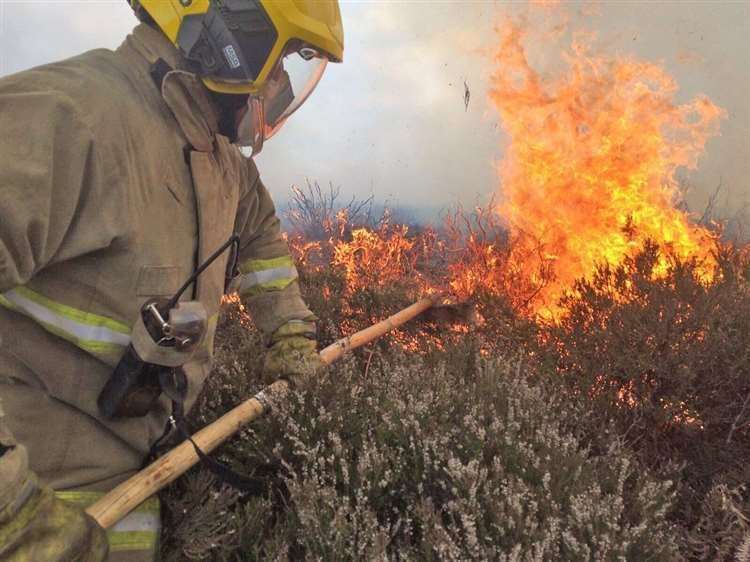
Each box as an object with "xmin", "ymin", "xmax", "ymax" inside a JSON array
[
  {"xmin": 171, "ymin": 400, "xmax": 266, "ymax": 494},
  {"xmin": 145, "ymin": 234, "xmax": 267, "ymax": 493},
  {"xmin": 166, "ymin": 235, "xmax": 240, "ymax": 310}
]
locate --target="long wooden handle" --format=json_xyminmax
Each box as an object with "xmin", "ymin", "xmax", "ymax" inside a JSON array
[{"xmin": 86, "ymin": 296, "xmax": 437, "ymax": 528}]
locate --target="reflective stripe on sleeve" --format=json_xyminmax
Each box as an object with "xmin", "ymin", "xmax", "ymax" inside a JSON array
[
  {"xmin": 0, "ymin": 286, "xmax": 131, "ymax": 359},
  {"xmin": 56, "ymin": 491, "xmax": 160, "ymax": 553},
  {"xmin": 238, "ymin": 255, "xmax": 299, "ymax": 296}
]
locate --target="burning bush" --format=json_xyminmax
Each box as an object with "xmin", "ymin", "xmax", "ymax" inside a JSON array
[
  {"xmin": 490, "ymin": 14, "xmax": 725, "ymax": 317},
  {"xmin": 156, "ymin": 5, "xmax": 750, "ymax": 556},
  {"xmin": 158, "ymin": 213, "xmax": 749, "ymax": 560},
  {"xmin": 535, "ymin": 241, "xmax": 750, "ymax": 559}
]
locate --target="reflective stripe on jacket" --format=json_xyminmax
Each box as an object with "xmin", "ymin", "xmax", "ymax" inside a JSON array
[
  {"xmin": 0, "ymin": 286, "xmax": 131, "ymax": 362},
  {"xmin": 56, "ymin": 491, "xmax": 159, "ymax": 554}
]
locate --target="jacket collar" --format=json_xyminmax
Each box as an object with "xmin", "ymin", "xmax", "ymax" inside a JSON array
[{"xmin": 118, "ymin": 24, "xmax": 220, "ymax": 153}]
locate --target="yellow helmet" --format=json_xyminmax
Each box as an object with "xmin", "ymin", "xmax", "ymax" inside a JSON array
[
  {"xmin": 133, "ymin": 0, "xmax": 343, "ymax": 94},
  {"xmin": 132, "ymin": 0, "xmax": 343, "ymax": 154}
]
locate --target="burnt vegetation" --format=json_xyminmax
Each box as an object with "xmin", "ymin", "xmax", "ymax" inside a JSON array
[{"xmin": 161, "ymin": 188, "xmax": 750, "ymax": 561}]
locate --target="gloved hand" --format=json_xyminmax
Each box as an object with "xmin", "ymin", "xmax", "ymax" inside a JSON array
[
  {"xmin": 0, "ymin": 428, "xmax": 108, "ymax": 561},
  {"xmin": 262, "ymin": 318, "xmax": 325, "ymax": 388}
]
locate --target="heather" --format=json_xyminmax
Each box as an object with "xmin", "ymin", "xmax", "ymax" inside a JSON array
[{"xmin": 160, "ymin": 195, "xmax": 749, "ymax": 560}]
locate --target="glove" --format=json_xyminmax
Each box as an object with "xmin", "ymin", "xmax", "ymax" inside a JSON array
[
  {"xmin": 0, "ymin": 424, "xmax": 108, "ymax": 561},
  {"xmin": 262, "ymin": 318, "xmax": 325, "ymax": 388}
]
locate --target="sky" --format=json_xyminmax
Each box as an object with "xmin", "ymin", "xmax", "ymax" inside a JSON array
[{"xmin": 0, "ymin": 0, "xmax": 747, "ymax": 222}]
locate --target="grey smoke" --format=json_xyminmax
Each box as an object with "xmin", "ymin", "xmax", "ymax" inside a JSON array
[{"xmin": 1, "ymin": 0, "xmax": 747, "ymax": 224}]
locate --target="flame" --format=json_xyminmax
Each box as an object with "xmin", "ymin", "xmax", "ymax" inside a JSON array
[
  {"xmin": 214, "ymin": 8, "xmax": 744, "ymax": 437},
  {"xmin": 489, "ymin": 14, "xmax": 726, "ymax": 316},
  {"xmin": 276, "ymin": 6, "xmax": 730, "ymax": 345},
  {"xmin": 300, "ymin": 10, "xmax": 727, "ymax": 320},
  {"xmin": 332, "ymin": 225, "xmax": 416, "ymax": 292}
]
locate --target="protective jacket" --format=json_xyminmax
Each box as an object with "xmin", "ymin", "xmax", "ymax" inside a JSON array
[{"xmin": 0, "ymin": 22, "xmax": 311, "ymax": 497}]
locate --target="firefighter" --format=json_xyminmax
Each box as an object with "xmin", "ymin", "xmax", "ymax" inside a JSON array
[{"xmin": 0, "ymin": 1, "xmax": 344, "ymax": 559}]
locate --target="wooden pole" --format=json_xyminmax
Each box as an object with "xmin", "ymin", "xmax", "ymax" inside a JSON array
[{"xmin": 86, "ymin": 296, "xmax": 437, "ymax": 529}]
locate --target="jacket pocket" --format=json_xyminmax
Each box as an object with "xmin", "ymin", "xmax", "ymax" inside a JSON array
[{"xmin": 136, "ymin": 266, "xmax": 184, "ymax": 297}]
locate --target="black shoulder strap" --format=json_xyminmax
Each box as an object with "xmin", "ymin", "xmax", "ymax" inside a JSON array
[{"xmin": 150, "ymin": 57, "xmax": 172, "ymax": 91}]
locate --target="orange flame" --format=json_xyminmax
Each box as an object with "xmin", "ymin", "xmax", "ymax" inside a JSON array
[
  {"xmin": 490, "ymin": 14, "xmax": 726, "ymax": 316},
  {"xmin": 332, "ymin": 225, "xmax": 416, "ymax": 292},
  {"xmin": 282, "ymin": 8, "xmax": 728, "ymax": 333}
]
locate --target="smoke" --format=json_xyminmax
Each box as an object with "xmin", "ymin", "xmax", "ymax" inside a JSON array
[{"xmin": 1, "ymin": 1, "xmax": 747, "ymax": 224}]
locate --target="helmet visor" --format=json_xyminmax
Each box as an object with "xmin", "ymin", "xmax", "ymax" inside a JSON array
[
  {"xmin": 263, "ymin": 46, "xmax": 328, "ymax": 137},
  {"xmin": 236, "ymin": 45, "xmax": 328, "ymax": 156}
]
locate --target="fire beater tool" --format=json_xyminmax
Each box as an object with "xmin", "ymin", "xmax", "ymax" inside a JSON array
[{"xmin": 86, "ymin": 295, "xmax": 472, "ymax": 529}]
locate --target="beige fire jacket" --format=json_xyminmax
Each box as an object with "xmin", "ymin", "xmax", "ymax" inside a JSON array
[{"xmin": 0, "ymin": 24, "xmax": 312, "ymax": 490}]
